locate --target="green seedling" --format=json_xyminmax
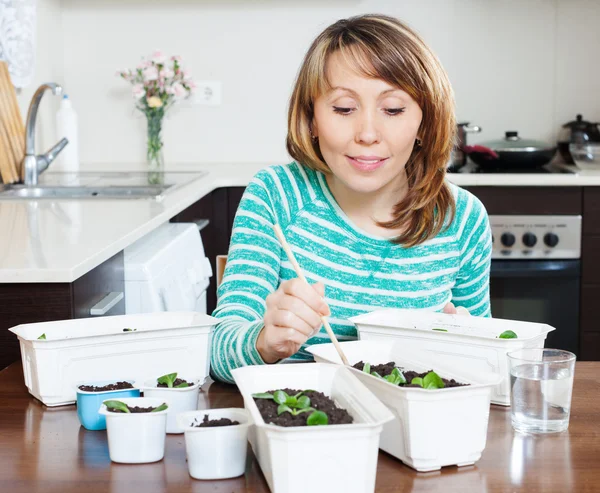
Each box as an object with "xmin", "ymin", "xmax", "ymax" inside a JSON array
[
  {"xmin": 253, "ymin": 390, "xmax": 329, "ymax": 425},
  {"xmin": 104, "ymin": 400, "xmax": 130, "ymax": 413},
  {"xmin": 498, "ymin": 330, "xmax": 518, "ymax": 339},
  {"xmin": 411, "ymin": 371, "xmax": 446, "ymax": 389},
  {"xmin": 104, "ymin": 400, "xmax": 168, "ymax": 413},
  {"xmin": 157, "ymin": 372, "xmax": 189, "ymax": 388},
  {"xmin": 37, "ymin": 333, "xmax": 46, "ymax": 340},
  {"xmin": 384, "ymin": 367, "xmax": 406, "ymax": 385},
  {"xmin": 363, "ymin": 364, "xmax": 406, "ymax": 386},
  {"xmin": 432, "ymin": 328, "xmax": 448, "ymax": 332},
  {"xmin": 151, "ymin": 403, "xmax": 169, "ymax": 412}
]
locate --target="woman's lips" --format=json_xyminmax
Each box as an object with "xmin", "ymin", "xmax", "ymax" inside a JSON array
[{"xmin": 345, "ymin": 155, "xmax": 388, "ymax": 172}]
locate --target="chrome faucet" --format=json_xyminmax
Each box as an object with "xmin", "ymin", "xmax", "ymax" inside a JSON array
[{"xmin": 21, "ymin": 83, "xmax": 69, "ymax": 186}]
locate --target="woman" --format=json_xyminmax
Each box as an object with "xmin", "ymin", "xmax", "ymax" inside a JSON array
[{"xmin": 210, "ymin": 14, "xmax": 491, "ymax": 383}]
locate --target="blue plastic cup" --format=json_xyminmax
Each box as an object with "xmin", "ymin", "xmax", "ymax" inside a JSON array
[{"xmin": 76, "ymin": 380, "xmax": 140, "ymax": 430}]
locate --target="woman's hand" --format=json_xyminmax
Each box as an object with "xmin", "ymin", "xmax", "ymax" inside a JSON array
[
  {"xmin": 257, "ymin": 279, "xmax": 330, "ymax": 363},
  {"xmin": 443, "ymin": 302, "xmax": 470, "ymax": 316}
]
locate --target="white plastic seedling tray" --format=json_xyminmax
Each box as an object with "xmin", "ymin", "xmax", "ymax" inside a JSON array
[
  {"xmin": 232, "ymin": 362, "xmax": 394, "ymax": 493},
  {"xmin": 307, "ymin": 340, "xmax": 501, "ymax": 472},
  {"xmin": 350, "ymin": 308, "xmax": 554, "ymax": 406},
  {"xmin": 9, "ymin": 312, "xmax": 216, "ymax": 407}
]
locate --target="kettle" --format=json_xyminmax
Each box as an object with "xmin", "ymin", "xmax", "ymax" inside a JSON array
[{"xmin": 558, "ymin": 114, "xmax": 600, "ymax": 164}]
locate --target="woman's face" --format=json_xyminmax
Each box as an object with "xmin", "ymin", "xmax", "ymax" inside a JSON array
[{"xmin": 312, "ymin": 51, "xmax": 423, "ymax": 195}]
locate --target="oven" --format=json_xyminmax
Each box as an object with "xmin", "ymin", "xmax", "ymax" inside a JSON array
[{"xmin": 489, "ymin": 215, "xmax": 581, "ymax": 354}]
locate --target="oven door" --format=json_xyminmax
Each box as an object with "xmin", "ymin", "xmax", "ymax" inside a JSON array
[{"xmin": 490, "ymin": 259, "xmax": 580, "ymax": 354}]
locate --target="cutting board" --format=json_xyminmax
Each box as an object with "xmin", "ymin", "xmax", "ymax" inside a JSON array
[{"xmin": 0, "ymin": 61, "xmax": 25, "ymax": 184}]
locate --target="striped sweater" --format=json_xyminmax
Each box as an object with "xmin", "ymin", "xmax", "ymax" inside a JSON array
[{"xmin": 210, "ymin": 162, "xmax": 492, "ymax": 383}]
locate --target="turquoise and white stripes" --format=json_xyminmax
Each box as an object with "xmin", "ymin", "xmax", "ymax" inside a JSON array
[{"xmin": 210, "ymin": 162, "xmax": 492, "ymax": 383}]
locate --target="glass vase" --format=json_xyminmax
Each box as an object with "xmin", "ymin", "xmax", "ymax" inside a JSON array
[{"xmin": 146, "ymin": 110, "xmax": 165, "ymax": 185}]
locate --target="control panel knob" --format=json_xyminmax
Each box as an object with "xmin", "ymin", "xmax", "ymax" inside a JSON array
[
  {"xmin": 522, "ymin": 232, "xmax": 537, "ymax": 248},
  {"xmin": 501, "ymin": 233, "xmax": 516, "ymax": 247},
  {"xmin": 544, "ymin": 232, "xmax": 559, "ymax": 248}
]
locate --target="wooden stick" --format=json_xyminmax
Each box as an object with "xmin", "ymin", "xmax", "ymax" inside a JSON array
[{"xmin": 272, "ymin": 223, "xmax": 350, "ymax": 366}]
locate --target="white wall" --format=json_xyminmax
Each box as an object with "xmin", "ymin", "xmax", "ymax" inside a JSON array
[{"xmin": 30, "ymin": 0, "xmax": 600, "ymax": 166}]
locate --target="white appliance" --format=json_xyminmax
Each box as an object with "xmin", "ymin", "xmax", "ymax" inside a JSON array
[{"xmin": 124, "ymin": 223, "xmax": 212, "ymax": 314}]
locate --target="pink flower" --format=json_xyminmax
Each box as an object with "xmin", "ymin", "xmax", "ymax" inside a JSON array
[
  {"xmin": 132, "ymin": 84, "xmax": 145, "ymax": 100},
  {"xmin": 143, "ymin": 66, "xmax": 159, "ymax": 81},
  {"xmin": 171, "ymin": 55, "xmax": 182, "ymax": 62},
  {"xmin": 166, "ymin": 87, "xmax": 176, "ymax": 96},
  {"xmin": 151, "ymin": 50, "xmax": 167, "ymax": 64},
  {"xmin": 186, "ymin": 80, "xmax": 197, "ymax": 91},
  {"xmin": 172, "ymin": 82, "xmax": 187, "ymax": 98},
  {"xmin": 159, "ymin": 67, "xmax": 174, "ymax": 79}
]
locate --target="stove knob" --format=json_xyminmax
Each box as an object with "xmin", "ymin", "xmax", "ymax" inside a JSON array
[
  {"xmin": 501, "ymin": 233, "xmax": 516, "ymax": 247},
  {"xmin": 523, "ymin": 232, "xmax": 537, "ymax": 248},
  {"xmin": 544, "ymin": 232, "xmax": 559, "ymax": 248}
]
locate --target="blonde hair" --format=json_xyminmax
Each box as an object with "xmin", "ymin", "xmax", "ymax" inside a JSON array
[{"xmin": 286, "ymin": 14, "xmax": 456, "ymax": 247}]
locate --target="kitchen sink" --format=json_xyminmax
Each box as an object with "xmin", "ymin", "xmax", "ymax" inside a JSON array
[
  {"xmin": 0, "ymin": 185, "xmax": 173, "ymax": 199},
  {"xmin": 0, "ymin": 171, "xmax": 207, "ymax": 200}
]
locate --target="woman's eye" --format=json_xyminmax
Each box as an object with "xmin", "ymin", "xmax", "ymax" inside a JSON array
[
  {"xmin": 385, "ymin": 107, "xmax": 406, "ymax": 116},
  {"xmin": 333, "ymin": 106, "xmax": 355, "ymax": 115}
]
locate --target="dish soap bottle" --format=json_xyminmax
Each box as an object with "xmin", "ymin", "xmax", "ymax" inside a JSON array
[{"xmin": 54, "ymin": 94, "xmax": 79, "ymax": 172}]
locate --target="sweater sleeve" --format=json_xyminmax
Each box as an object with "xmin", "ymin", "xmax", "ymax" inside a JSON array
[
  {"xmin": 210, "ymin": 171, "xmax": 283, "ymax": 383},
  {"xmin": 451, "ymin": 194, "xmax": 493, "ymax": 317}
]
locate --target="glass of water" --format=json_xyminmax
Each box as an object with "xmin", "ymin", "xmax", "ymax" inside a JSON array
[{"xmin": 507, "ymin": 348, "xmax": 576, "ymax": 434}]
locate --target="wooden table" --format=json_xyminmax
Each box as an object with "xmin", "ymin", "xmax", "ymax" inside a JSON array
[{"xmin": 1, "ymin": 362, "xmax": 599, "ymax": 493}]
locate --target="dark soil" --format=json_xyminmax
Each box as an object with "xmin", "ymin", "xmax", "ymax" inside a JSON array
[
  {"xmin": 157, "ymin": 378, "xmax": 192, "ymax": 388},
  {"xmin": 253, "ymin": 388, "xmax": 353, "ymax": 427},
  {"xmin": 107, "ymin": 404, "xmax": 161, "ymax": 413},
  {"xmin": 353, "ymin": 361, "xmax": 468, "ymax": 388},
  {"xmin": 78, "ymin": 381, "xmax": 134, "ymax": 392},
  {"xmin": 193, "ymin": 414, "xmax": 240, "ymax": 427}
]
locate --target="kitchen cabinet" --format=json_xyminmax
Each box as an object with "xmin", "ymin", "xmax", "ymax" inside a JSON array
[
  {"xmin": 580, "ymin": 188, "xmax": 600, "ymax": 360},
  {"xmin": 0, "ymin": 252, "xmax": 125, "ymax": 370}
]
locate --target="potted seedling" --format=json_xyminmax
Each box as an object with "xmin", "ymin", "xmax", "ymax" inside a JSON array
[
  {"xmin": 75, "ymin": 379, "xmax": 140, "ymax": 430},
  {"xmin": 177, "ymin": 408, "xmax": 251, "ymax": 480},
  {"xmin": 307, "ymin": 340, "xmax": 502, "ymax": 472},
  {"xmin": 232, "ymin": 363, "xmax": 393, "ymax": 493},
  {"xmin": 141, "ymin": 372, "xmax": 201, "ymax": 434},
  {"xmin": 98, "ymin": 397, "xmax": 168, "ymax": 463}
]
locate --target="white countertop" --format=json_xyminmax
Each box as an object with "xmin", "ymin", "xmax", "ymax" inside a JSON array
[{"xmin": 1, "ymin": 161, "xmax": 600, "ymax": 283}]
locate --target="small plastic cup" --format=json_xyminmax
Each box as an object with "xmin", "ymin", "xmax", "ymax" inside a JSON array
[
  {"xmin": 76, "ymin": 380, "xmax": 140, "ymax": 431},
  {"xmin": 507, "ymin": 348, "xmax": 576, "ymax": 433}
]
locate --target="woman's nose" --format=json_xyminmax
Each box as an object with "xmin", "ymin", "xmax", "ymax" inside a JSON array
[{"xmin": 355, "ymin": 113, "xmax": 381, "ymax": 145}]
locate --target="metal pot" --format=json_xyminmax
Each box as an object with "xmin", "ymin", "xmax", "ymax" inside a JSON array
[
  {"xmin": 449, "ymin": 122, "xmax": 481, "ymax": 170},
  {"xmin": 466, "ymin": 131, "xmax": 557, "ymax": 169}
]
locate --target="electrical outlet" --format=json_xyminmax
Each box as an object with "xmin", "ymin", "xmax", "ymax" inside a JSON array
[{"xmin": 194, "ymin": 80, "xmax": 222, "ymax": 106}]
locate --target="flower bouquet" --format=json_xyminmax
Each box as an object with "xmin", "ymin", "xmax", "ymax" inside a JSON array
[{"xmin": 118, "ymin": 51, "xmax": 195, "ymax": 183}]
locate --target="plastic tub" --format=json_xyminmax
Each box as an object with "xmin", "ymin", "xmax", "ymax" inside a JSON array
[
  {"xmin": 350, "ymin": 308, "xmax": 554, "ymax": 406},
  {"xmin": 177, "ymin": 408, "xmax": 251, "ymax": 480},
  {"xmin": 231, "ymin": 363, "xmax": 394, "ymax": 493},
  {"xmin": 76, "ymin": 379, "xmax": 140, "ymax": 430},
  {"xmin": 141, "ymin": 375, "xmax": 201, "ymax": 434},
  {"xmin": 8, "ymin": 312, "xmax": 215, "ymax": 406},
  {"xmin": 307, "ymin": 340, "xmax": 501, "ymax": 472},
  {"xmin": 98, "ymin": 397, "xmax": 168, "ymax": 464}
]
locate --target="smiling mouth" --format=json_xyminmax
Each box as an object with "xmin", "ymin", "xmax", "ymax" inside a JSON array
[{"xmin": 345, "ymin": 155, "xmax": 389, "ymax": 171}]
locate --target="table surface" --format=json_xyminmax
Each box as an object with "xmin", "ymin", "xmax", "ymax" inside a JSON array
[{"xmin": 1, "ymin": 362, "xmax": 599, "ymax": 493}]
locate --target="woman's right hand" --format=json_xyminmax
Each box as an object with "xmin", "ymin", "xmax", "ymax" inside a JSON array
[{"xmin": 257, "ymin": 279, "xmax": 330, "ymax": 363}]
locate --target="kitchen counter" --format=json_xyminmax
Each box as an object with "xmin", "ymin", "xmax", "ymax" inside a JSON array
[
  {"xmin": 1, "ymin": 361, "xmax": 598, "ymax": 493},
  {"xmin": 1, "ymin": 161, "xmax": 600, "ymax": 283}
]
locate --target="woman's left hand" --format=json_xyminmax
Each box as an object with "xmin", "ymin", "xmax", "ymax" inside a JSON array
[{"xmin": 443, "ymin": 302, "xmax": 470, "ymax": 316}]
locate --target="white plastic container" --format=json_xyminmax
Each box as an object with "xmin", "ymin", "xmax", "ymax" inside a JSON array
[
  {"xmin": 307, "ymin": 340, "xmax": 502, "ymax": 472},
  {"xmin": 177, "ymin": 408, "xmax": 251, "ymax": 480},
  {"xmin": 54, "ymin": 94, "xmax": 79, "ymax": 172},
  {"xmin": 8, "ymin": 312, "xmax": 216, "ymax": 407},
  {"xmin": 99, "ymin": 397, "xmax": 168, "ymax": 464},
  {"xmin": 141, "ymin": 375, "xmax": 201, "ymax": 434},
  {"xmin": 351, "ymin": 308, "xmax": 554, "ymax": 406},
  {"xmin": 232, "ymin": 363, "xmax": 394, "ymax": 493}
]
